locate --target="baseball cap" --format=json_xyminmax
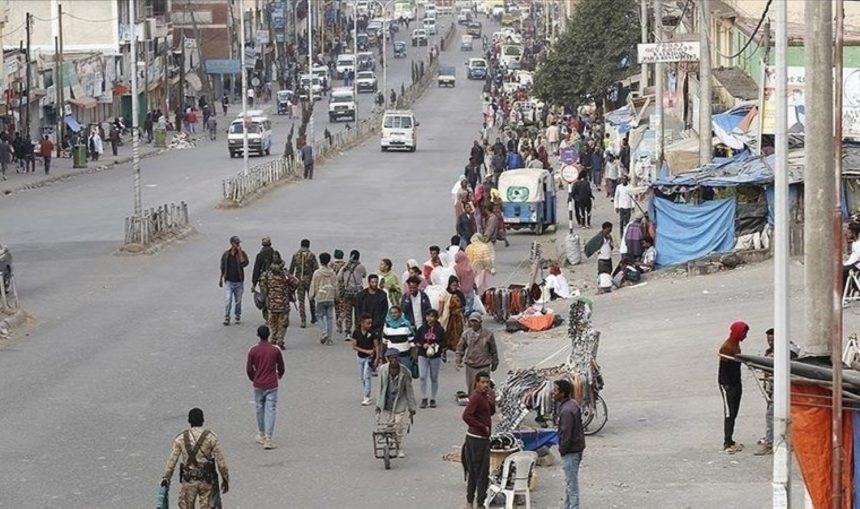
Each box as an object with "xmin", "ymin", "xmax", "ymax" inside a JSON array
[
  {"xmin": 468, "ymin": 312, "xmax": 483, "ymax": 322},
  {"xmin": 230, "ymin": 236, "xmax": 241, "ymax": 244}
]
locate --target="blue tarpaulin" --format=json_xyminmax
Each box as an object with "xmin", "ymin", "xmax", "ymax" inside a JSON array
[
  {"xmin": 513, "ymin": 430, "xmax": 558, "ymax": 451},
  {"xmin": 63, "ymin": 115, "xmax": 81, "ymax": 133},
  {"xmin": 653, "ymin": 197, "xmax": 737, "ymax": 267},
  {"xmin": 651, "ymin": 153, "xmax": 769, "ymax": 189}
]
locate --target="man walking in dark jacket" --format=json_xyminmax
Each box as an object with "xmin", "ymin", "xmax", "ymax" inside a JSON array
[
  {"xmin": 461, "ymin": 370, "xmax": 495, "ymax": 509},
  {"xmin": 356, "ymin": 274, "xmax": 389, "ymax": 338},
  {"xmin": 554, "ymin": 379, "xmax": 585, "ymax": 509},
  {"xmin": 220, "ymin": 236, "xmax": 249, "ymax": 325},
  {"xmin": 289, "ymin": 239, "xmax": 319, "ymax": 328},
  {"xmin": 400, "ymin": 276, "xmax": 431, "ymax": 329},
  {"xmin": 252, "ymin": 237, "xmax": 275, "ymax": 292},
  {"xmin": 456, "ymin": 203, "xmax": 478, "ymax": 249}
]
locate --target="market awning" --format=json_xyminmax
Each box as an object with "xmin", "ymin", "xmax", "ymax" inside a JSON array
[
  {"xmin": 68, "ymin": 96, "xmax": 98, "ymax": 109},
  {"xmin": 64, "ymin": 115, "xmax": 81, "ymax": 132}
]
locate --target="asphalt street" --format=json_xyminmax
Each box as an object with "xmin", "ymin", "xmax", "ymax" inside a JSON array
[{"xmin": 0, "ymin": 18, "xmax": 543, "ymax": 509}]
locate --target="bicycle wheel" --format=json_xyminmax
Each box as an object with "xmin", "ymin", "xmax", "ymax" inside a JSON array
[
  {"xmin": 584, "ymin": 394, "xmax": 608, "ymax": 435},
  {"xmin": 383, "ymin": 444, "xmax": 391, "ymax": 470}
]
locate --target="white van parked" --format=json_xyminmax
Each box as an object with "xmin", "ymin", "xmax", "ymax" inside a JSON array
[
  {"xmin": 423, "ymin": 16, "xmax": 437, "ymax": 34},
  {"xmin": 228, "ymin": 111, "xmax": 272, "ymax": 157},
  {"xmin": 381, "ymin": 110, "xmax": 419, "ymax": 152}
]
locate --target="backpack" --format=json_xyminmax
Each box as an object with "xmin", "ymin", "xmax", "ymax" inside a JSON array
[{"xmin": 339, "ymin": 263, "xmax": 361, "ymax": 301}]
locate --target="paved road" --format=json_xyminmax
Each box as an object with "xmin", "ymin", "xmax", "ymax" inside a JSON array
[{"xmin": 0, "ymin": 19, "xmax": 550, "ymax": 508}]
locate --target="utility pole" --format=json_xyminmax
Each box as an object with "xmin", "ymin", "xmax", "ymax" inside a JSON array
[
  {"xmin": 130, "ymin": 0, "xmax": 142, "ymax": 222},
  {"xmin": 640, "ymin": 0, "xmax": 648, "ymax": 90},
  {"xmin": 833, "ymin": 0, "xmax": 846, "ymax": 504},
  {"xmin": 802, "ymin": 0, "xmax": 838, "ymax": 502},
  {"xmin": 772, "ymin": 0, "xmax": 791, "ymax": 506},
  {"xmin": 698, "ymin": 0, "xmax": 711, "ymax": 166},
  {"xmin": 353, "ymin": 2, "xmax": 358, "ymax": 116},
  {"xmin": 653, "ymin": 0, "xmax": 663, "ymax": 170},
  {"xmin": 144, "ymin": 22, "xmax": 151, "ymax": 114},
  {"xmin": 179, "ymin": 28, "xmax": 185, "ymax": 112},
  {"xmin": 56, "ymin": 3, "xmax": 64, "ymax": 157},
  {"xmin": 307, "ymin": 1, "xmax": 314, "ymax": 145},
  {"xmin": 240, "ymin": 0, "xmax": 249, "ymax": 175},
  {"xmin": 24, "ymin": 11, "xmax": 31, "ymax": 139}
]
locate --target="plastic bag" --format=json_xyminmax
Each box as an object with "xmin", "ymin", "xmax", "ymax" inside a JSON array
[
  {"xmin": 157, "ymin": 485, "xmax": 169, "ymax": 509},
  {"xmin": 565, "ymin": 233, "xmax": 583, "ymax": 265}
]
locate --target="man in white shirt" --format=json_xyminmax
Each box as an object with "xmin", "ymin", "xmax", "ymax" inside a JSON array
[
  {"xmin": 597, "ymin": 221, "xmax": 614, "ymax": 276},
  {"xmin": 546, "ymin": 123, "xmax": 560, "ymax": 155},
  {"xmin": 614, "ymin": 176, "xmax": 635, "ymax": 233}
]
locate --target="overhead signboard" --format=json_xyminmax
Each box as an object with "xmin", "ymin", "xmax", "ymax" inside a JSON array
[
  {"xmin": 760, "ymin": 65, "xmax": 860, "ymax": 139},
  {"xmin": 637, "ymin": 42, "xmax": 700, "ymax": 64},
  {"xmin": 255, "ymin": 30, "xmax": 270, "ymax": 45},
  {"xmin": 205, "ymin": 59, "xmax": 241, "ymax": 75}
]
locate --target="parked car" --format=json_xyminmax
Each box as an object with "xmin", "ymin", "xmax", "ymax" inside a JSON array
[{"xmin": 356, "ymin": 71, "xmax": 378, "ymax": 92}]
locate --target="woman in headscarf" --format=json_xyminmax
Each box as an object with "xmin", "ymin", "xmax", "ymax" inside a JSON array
[
  {"xmin": 483, "ymin": 202, "xmax": 509, "ymax": 247},
  {"xmin": 382, "ymin": 305, "xmax": 416, "ymax": 373},
  {"xmin": 454, "ymin": 251, "xmax": 477, "ymax": 314},
  {"xmin": 438, "ymin": 275, "xmax": 466, "ymax": 352},
  {"xmin": 453, "ymin": 176, "xmax": 470, "ymax": 222},
  {"xmin": 378, "ymin": 258, "xmax": 402, "ymax": 307},
  {"xmin": 401, "ymin": 259, "xmax": 425, "ymax": 293},
  {"xmin": 465, "ymin": 233, "xmax": 495, "ymax": 295},
  {"xmin": 545, "ymin": 263, "xmax": 572, "ymax": 300}
]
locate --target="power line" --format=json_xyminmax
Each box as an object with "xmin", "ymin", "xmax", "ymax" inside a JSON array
[
  {"xmin": 667, "ymin": 0, "xmax": 692, "ymax": 34},
  {"xmin": 62, "ymin": 13, "xmax": 118, "ymax": 23},
  {"xmin": 715, "ymin": 0, "xmax": 773, "ymax": 60}
]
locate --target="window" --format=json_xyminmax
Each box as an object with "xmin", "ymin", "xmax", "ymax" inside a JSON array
[
  {"xmin": 230, "ymin": 122, "xmax": 261, "ymax": 134},
  {"xmin": 383, "ymin": 115, "xmax": 413, "ymax": 129}
]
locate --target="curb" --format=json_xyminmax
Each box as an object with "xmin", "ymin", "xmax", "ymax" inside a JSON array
[
  {"xmin": 0, "ymin": 307, "xmax": 29, "ymax": 338},
  {"xmin": 1, "ymin": 145, "xmax": 169, "ymax": 197},
  {"xmin": 115, "ymin": 224, "xmax": 198, "ymax": 256}
]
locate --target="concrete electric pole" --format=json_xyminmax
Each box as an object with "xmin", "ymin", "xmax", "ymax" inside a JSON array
[
  {"xmin": 698, "ymin": 0, "xmax": 711, "ymax": 166},
  {"xmin": 771, "ymin": 0, "xmax": 791, "ymax": 505}
]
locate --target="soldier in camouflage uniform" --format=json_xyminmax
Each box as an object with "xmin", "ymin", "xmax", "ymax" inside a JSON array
[
  {"xmin": 289, "ymin": 239, "xmax": 319, "ymax": 328},
  {"xmin": 259, "ymin": 251, "xmax": 299, "ymax": 349},
  {"xmin": 336, "ymin": 249, "xmax": 368, "ymax": 340},
  {"xmin": 162, "ymin": 408, "xmax": 230, "ymax": 509},
  {"xmin": 330, "ymin": 250, "xmax": 347, "ymax": 335}
]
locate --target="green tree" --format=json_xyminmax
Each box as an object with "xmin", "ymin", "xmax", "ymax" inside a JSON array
[{"xmin": 533, "ymin": 0, "xmax": 639, "ymax": 110}]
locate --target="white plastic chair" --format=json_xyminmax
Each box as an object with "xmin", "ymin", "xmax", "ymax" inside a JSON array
[
  {"xmin": 844, "ymin": 269, "xmax": 860, "ymax": 307},
  {"xmin": 484, "ymin": 450, "xmax": 537, "ymax": 508}
]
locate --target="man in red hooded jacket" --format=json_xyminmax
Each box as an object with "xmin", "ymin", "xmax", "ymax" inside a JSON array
[{"xmin": 718, "ymin": 321, "xmax": 749, "ymax": 454}]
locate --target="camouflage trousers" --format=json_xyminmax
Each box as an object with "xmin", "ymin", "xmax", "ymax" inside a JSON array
[
  {"xmin": 178, "ymin": 480, "xmax": 215, "ymax": 509},
  {"xmin": 268, "ymin": 311, "xmax": 290, "ymax": 346},
  {"xmin": 335, "ymin": 297, "xmax": 356, "ymax": 336},
  {"xmin": 296, "ymin": 281, "xmax": 316, "ymax": 325}
]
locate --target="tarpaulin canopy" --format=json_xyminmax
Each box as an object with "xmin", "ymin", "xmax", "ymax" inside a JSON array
[
  {"xmin": 651, "ymin": 153, "xmax": 775, "ymax": 189},
  {"xmin": 711, "ymin": 102, "xmax": 758, "ymax": 150},
  {"xmin": 63, "ymin": 115, "xmax": 81, "ymax": 132},
  {"xmin": 653, "ymin": 197, "xmax": 736, "ymax": 267},
  {"xmin": 605, "ymin": 105, "xmax": 636, "ymax": 126}
]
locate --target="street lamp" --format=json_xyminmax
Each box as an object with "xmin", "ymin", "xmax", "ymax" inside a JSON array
[
  {"xmin": 346, "ymin": 0, "xmax": 359, "ymax": 119},
  {"xmin": 370, "ymin": 0, "xmax": 395, "ymax": 108},
  {"xmin": 239, "ymin": 0, "xmax": 250, "ymax": 175}
]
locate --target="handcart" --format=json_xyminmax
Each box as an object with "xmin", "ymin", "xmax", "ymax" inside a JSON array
[{"xmin": 372, "ymin": 419, "xmax": 401, "ymax": 470}]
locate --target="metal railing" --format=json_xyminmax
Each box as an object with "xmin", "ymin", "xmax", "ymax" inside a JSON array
[
  {"xmin": 124, "ymin": 201, "xmax": 191, "ymax": 247},
  {"xmin": 221, "ymin": 22, "xmax": 457, "ymax": 207}
]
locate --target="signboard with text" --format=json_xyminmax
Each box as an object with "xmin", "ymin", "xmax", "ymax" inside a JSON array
[
  {"xmin": 637, "ymin": 42, "xmax": 700, "ymax": 64},
  {"xmin": 760, "ymin": 65, "xmax": 860, "ymax": 140}
]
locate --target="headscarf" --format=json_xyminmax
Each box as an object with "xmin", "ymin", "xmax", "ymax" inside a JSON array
[
  {"xmin": 728, "ymin": 321, "xmax": 749, "ymax": 343},
  {"xmin": 549, "ymin": 263, "xmax": 561, "ymax": 276},
  {"xmin": 465, "ymin": 233, "xmax": 495, "ymax": 272},
  {"xmin": 454, "ymin": 251, "xmax": 476, "ymax": 295},
  {"xmin": 384, "ymin": 307, "xmax": 413, "ymax": 331},
  {"xmin": 445, "ymin": 275, "xmax": 466, "ymax": 303}
]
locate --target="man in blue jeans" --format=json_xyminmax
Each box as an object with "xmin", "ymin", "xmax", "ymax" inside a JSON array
[
  {"xmin": 246, "ymin": 325, "xmax": 285, "ymax": 449},
  {"xmin": 554, "ymin": 379, "xmax": 585, "ymax": 509},
  {"xmin": 220, "ymin": 236, "xmax": 249, "ymax": 325}
]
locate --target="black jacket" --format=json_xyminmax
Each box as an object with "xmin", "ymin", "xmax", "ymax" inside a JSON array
[
  {"xmin": 252, "ymin": 246, "xmax": 275, "ymax": 286},
  {"xmin": 571, "ymin": 180, "xmax": 594, "ymax": 204},
  {"xmin": 414, "ymin": 322, "xmax": 448, "ymax": 358},
  {"xmin": 557, "ymin": 398, "xmax": 586, "ymax": 455},
  {"xmin": 356, "ymin": 289, "xmax": 389, "ymax": 332}
]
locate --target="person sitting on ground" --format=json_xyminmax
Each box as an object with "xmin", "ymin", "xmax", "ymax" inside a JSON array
[{"xmin": 637, "ymin": 238, "xmax": 657, "ymax": 273}]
